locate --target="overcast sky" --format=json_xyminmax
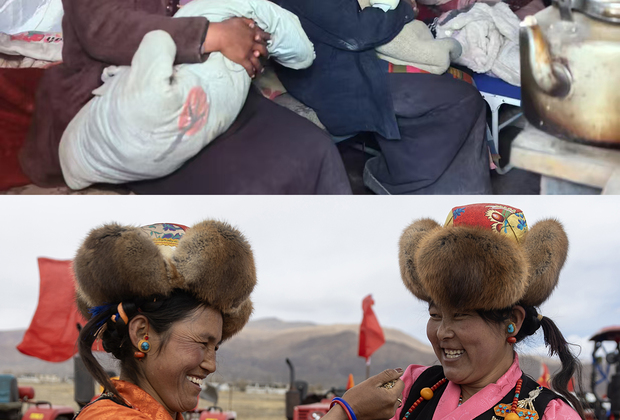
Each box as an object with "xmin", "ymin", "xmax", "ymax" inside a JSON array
[{"xmin": 1, "ymin": 195, "xmax": 619, "ymax": 360}]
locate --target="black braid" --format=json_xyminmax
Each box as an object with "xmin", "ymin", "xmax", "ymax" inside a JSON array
[
  {"xmin": 477, "ymin": 305, "xmax": 586, "ymax": 420},
  {"xmin": 539, "ymin": 315, "xmax": 586, "ymax": 420},
  {"xmin": 78, "ymin": 304, "xmax": 123, "ymax": 400}
]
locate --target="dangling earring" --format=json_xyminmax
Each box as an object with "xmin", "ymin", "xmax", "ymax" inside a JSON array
[
  {"xmin": 506, "ymin": 322, "xmax": 517, "ymax": 344},
  {"xmin": 134, "ymin": 334, "xmax": 151, "ymax": 359}
]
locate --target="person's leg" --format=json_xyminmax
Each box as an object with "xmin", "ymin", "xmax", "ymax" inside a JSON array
[
  {"xmin": 128, "ymin": 88, "xmax": 352, "ymax": 194},
  {"xmin": 364, "ymin": 73, "xmax": 492, "ymax": 194}
]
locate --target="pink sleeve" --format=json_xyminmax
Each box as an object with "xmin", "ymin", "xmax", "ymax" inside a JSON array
[
  {"xmin": 390, "ymin": 365, "xmax": 431, "ymax": 420},
  {"xmin": 542, "ymin": 398, "xmax": 582, "ymax": 420}
]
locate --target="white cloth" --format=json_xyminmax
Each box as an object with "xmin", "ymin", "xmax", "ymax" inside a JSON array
[
  {"xmin": 370, "ymin": 0, "xmax": 400, "ymax": 11},
  {"xmin": 59, "ymin": 0, "xmax": 315, "ymax": 189},
  {"xmin": 358, "ymin": 0, "xmax": 462, "ymax": 74},
  {"xmin": 435, "ymin": 2, "xmax": 521, "ymax": 85},
  {"xmin": 0, "ymin": 0, "xmax": 64, "ymax": 34}
]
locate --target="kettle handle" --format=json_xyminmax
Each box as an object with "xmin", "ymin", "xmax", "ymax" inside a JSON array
[
  {"xmin": 520, "ymin": 16, "xmax": 572, "ymax": 97},
  {"xmin": 555, "ymin": 0, "xmax": 575, "ymax": 21}
]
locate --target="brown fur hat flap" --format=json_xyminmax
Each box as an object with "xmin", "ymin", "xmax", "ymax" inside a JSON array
[
  {"xmin": 221, "ymin": 298, "xmax": 254, "ymax": 341},
  {"xmin": 398, "ymin": 218, "xmax": 442, "ymax": 302},
  {"xmin": 74, "ymin": 223, "xmax": 169, "ymax": 318},
  {"xmin": 519, "ymin": 219, "xmax": 568, "ymax": 307},
  {"xmin": 173, "ymin": 220, "xmax": 256, "ymax": 313}
]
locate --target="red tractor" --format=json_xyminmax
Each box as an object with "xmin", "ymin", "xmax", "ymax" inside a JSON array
[
  {"xmin": 285, "ymin": 358, "xmax": 346, "ymax": 420},
  {"xmin": 184, "ymin": 383, "xmax": 237, "ymax": 420},
  {"xmin": 0, "ymin": 374, "xmax": 74, "ymax": 420}
]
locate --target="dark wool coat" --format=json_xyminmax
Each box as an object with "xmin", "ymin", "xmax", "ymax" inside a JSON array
[
  {"xmin": 273, "ymin": 0, "xmax": 415, "ymax": 139},
  {"xmin": 19, "ymin": 0, "xmax": 209, "ymax": 186}
]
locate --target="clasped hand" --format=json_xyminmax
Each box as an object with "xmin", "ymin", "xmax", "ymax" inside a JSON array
[{"xmin": 202, "ymin": 17, "xmax": 271, "ymax": 78}]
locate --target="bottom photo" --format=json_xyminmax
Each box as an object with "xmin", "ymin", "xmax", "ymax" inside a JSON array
[{"xmin": 1, "ymin": 195, "xmax": 618, "ymax": 420}]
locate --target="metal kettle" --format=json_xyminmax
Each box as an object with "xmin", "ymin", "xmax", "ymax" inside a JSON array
[{"xmin": 519, "ymin": 0, "xmax": 620, "ymax": 146}]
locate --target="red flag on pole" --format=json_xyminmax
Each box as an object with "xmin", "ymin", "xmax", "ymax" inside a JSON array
[
  {"xmin": 358, "ymin": 295, "xmax": 385, "ymax": 361},
  {"xmin": 17, "ymin": 258, "xmax": 90, "ymax": 362}
]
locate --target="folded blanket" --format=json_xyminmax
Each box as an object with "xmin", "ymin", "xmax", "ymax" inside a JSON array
[
  {"xmin": 358, "ymin": 0, "xmax": 462, "ymax": 74},
  {"xmin": 435, "ymin": 2, "xmax": 520, "ymax": 85},
  {"xmin": 59, "ymin": 0, "xmax": 315, "ymax": 189}
]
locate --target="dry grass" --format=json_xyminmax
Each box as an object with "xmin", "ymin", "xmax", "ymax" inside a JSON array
[
  {"xmin": 22, "ymin": 382, "xmax": 286, "ymax": 420},
  {"xmin": 205, "ymin": 391, "xmax": 286, "ymax": 420}
]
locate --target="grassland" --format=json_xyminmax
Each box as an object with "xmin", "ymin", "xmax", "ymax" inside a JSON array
[{"xmin": 22, "ymin": 382, "xmax": 286, "ymax": 420}]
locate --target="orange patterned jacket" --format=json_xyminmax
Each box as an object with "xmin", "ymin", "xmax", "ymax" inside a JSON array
[{"xmin": 77, "ymin": 379, "xmax": 184, "ymax": 420}]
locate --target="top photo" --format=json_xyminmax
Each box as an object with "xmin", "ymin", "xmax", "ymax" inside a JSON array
[{"xmin": 1, "ymin": 0, "xmax": 619, "ymax": 195}]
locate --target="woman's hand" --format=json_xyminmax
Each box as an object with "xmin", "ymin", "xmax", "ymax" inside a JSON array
[
  {"xmin": 202, "ymin": 17, "xmax": 271, "ymax": 78},
  {"xmin": 325, "ymin": 368, "xmax": 405, "ymax": 420}
]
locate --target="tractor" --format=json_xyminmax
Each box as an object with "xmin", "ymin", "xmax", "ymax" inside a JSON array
[
  {"xmin": 184, "ymin": 383, "xmax": 237, "ymax": 420},
  {"xmin": 586, "ymin": 326, "xmax": 620, "ymax": 420},
  {"xmin": 0, "ymin": 374, "xmax": 74, "ymax": 420},
  {"xmin": 285, "ymin": 358, "xmax": 346, "ymax": 420}
]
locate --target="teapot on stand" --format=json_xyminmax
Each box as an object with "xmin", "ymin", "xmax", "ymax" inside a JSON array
[{"xmin": 519, "ymin": 0, "xmax": 620, "ymax": 146}]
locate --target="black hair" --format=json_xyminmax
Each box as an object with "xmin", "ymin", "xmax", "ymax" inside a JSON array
[
  {"xmin": 78, "ymin": 289, "xmax": 204, "ymax": 400},
  {"xmin": 478, "ymin": 305, "xmax": 586, "ymax": 420}
]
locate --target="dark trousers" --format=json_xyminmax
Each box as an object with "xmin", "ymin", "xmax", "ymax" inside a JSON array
[
  {"xmin": 364, "ymin": 73, "xmax": 492, "ymax": 195},
  {"xmin": 129, "ymin": 87, "xmax": 352, "ymax": 194}
]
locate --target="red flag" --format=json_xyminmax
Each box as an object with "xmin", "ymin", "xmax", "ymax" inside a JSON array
[
  {"xmin": 537, "ymin": 363, "xmax": 550, "ymax": 388},
  {"xmin": 358, "ymin": 295, "xmax": 385, "ymax": 361},
  {"xmin": 17, "ymin": 258, "xmax": 89, "ymax": 362}
]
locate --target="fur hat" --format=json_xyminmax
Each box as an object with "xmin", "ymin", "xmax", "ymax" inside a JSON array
[
  {"xmin": 399, "ymin": 203, "xmax": 568, "ymax": 311},
  {"xmin": 73, "ymin": 221, "xmax": 256, "ymax": 341}
]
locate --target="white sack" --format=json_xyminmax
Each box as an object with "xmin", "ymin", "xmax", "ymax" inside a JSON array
[{"xmin": 59, "ymin": 0, "xmax": 315, "ymax": 189}]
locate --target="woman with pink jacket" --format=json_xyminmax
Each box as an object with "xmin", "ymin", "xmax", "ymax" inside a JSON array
[{"xmin": 394, "ymin": 203, "xmax": 585, "ymax": 420}]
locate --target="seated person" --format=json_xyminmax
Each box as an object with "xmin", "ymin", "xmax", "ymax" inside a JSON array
[
  {"xmin": 19, "ymin": 0, "xmax": 352, "ymax": 194},
  {"xmin": 58, "ymin": 0, "xmax": 316, "ymax": 190},
  {"xmin": 272, "ymin": 0, "xmax": 493, "ymax": 194}
]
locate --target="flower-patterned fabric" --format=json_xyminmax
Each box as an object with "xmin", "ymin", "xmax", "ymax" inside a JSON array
[{"xmin": 444, "ymin": 203, "xmax": 528, "ymax": 244}]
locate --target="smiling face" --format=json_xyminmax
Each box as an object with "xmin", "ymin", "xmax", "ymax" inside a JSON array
[
  {"xmin": 138, "ymin": 306, "xmax": 223, "ymax": 417},
  {"xmin": 426, "ymin": 303, "xmax": 514, "ymax": 394}
]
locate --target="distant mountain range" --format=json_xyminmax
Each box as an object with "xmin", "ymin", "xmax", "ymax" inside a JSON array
[{"xmin": 0, "ymin": 318, "xmax": 565, "ymax": 388}]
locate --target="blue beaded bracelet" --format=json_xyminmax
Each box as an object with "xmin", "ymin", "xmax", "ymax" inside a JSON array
[{"xmin": 330, "ymin": 397, "xmax": 358, "ymax": 420}]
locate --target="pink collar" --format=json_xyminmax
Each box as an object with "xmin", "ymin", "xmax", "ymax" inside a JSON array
[{"xmin": 433, "ymin": 354, "xmax": 522, "ymax": 420}]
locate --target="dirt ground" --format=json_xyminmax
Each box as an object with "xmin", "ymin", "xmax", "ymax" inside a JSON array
[{"xmin": 23, "ymin": 382, "xmax": 286, "ymax": 420}]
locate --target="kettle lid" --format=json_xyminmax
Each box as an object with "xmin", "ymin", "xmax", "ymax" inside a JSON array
[{"xmin": 557, "ymin": 0, "xmax": 620, "ymax": 23}]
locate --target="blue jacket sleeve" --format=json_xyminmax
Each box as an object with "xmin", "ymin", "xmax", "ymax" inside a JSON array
[{"xmin": 275, "ymin": 0, "xmax": 415, "ymax": 51}]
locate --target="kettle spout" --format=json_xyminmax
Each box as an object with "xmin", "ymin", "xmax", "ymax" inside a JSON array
[{"xmin": 520, "ymin": 16, "xmax": 572, "ymax": 97}]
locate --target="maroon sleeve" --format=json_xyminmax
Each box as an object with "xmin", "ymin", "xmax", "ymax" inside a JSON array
[{"xmin": 63, "ymin": 0, "xmax": 209, "ymax": 65}]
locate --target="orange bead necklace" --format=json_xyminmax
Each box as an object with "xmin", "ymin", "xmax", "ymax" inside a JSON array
[
  {"xmin": 401, "ymin": 378, "xmax": 447, "ymax": 420},
  {"xmin": 400, "ymin": 377, "xmax": 524, "ymax": 420}
]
